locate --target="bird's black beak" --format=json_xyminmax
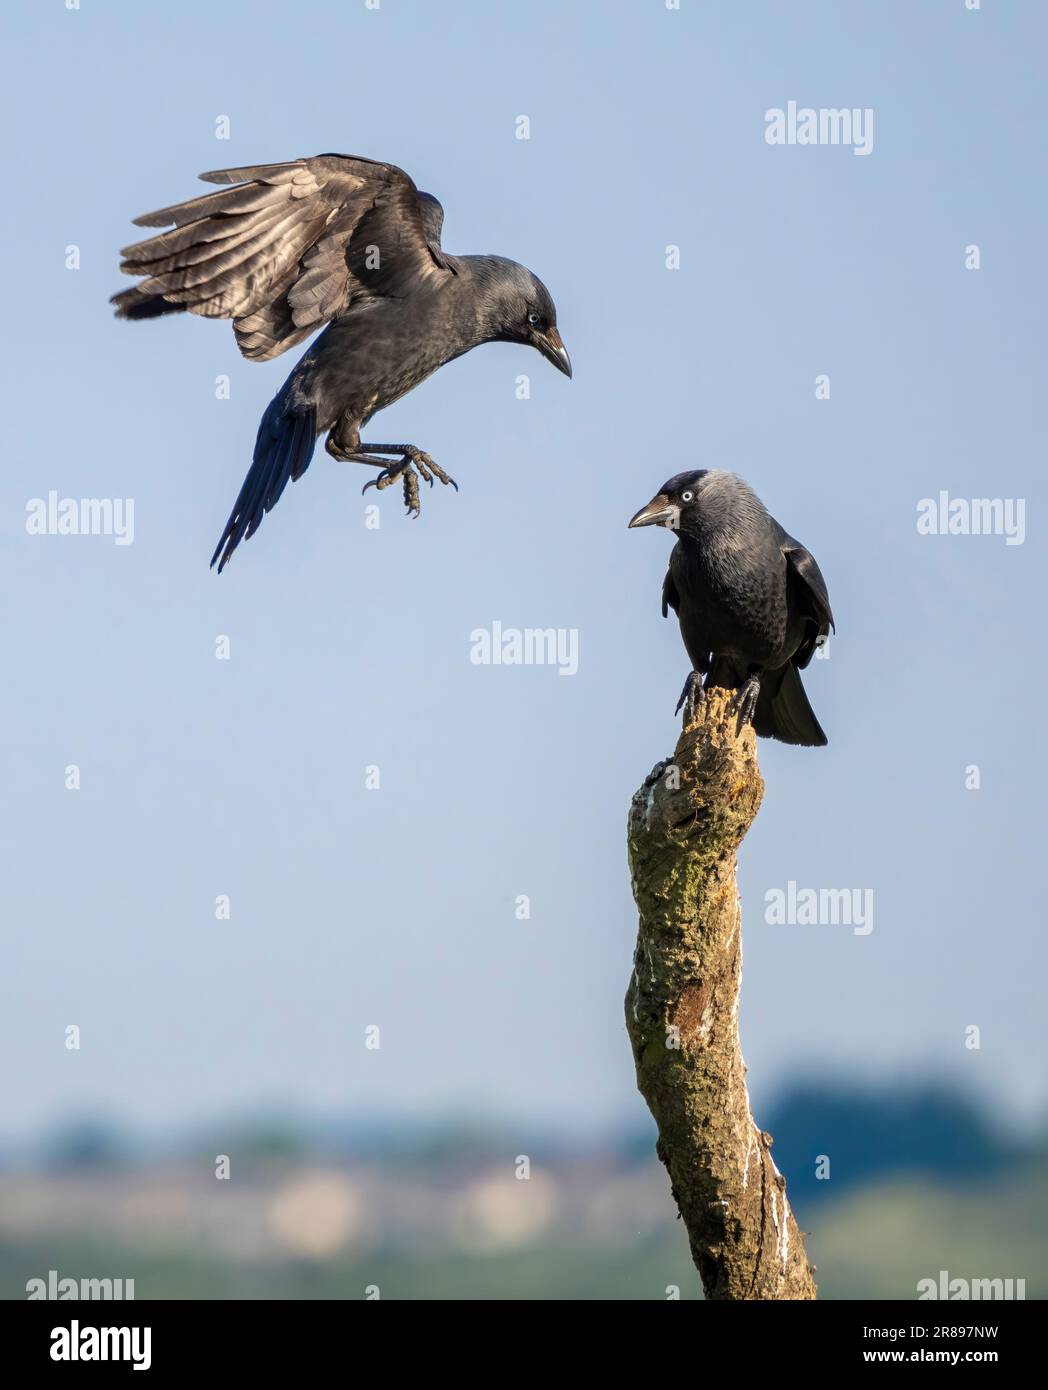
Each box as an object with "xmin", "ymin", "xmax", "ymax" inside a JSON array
[
  {"xmin": 534, "ymin": 325, "xmax": 572, "ymax": 378},
  {"xmin": 628, "ymin": 494, "xmax": 679, "ymax": 529}
]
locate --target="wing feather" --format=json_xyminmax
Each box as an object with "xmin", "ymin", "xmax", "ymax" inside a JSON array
[
  {"xmin": 112, "ymin": 153, "xmax": 452, "ymax": 360},
  {"xmin": 779, "ymin": 533, "xmax": 834, "ymax": 668},
  {"xmin": 661, "ymin": 565, "xmax": 680, "ymax": 618}
]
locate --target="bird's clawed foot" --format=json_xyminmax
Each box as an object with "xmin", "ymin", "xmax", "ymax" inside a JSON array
[
  {"xmin": 363, "ymin": 462, "xmax": 424, "ymax": 517},
  {"xmin": 357, "ymin": 445, "xmax": 458, "ymax": 518},
  {"xmin": 675, "ymin": 670, "xmax": 706, "ymax": 724},
  {"xmin": 732, "ymin": 674, "xmax": 761, "ymax": 733}
]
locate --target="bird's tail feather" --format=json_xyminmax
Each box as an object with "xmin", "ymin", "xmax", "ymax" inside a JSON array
[
  {"xmin": 210, "ymin": 396, "xmax": 317, "ymax": 573},
  {"xmin": 753, "ymin": 661, "xmax": 827, "ymax": 747}
]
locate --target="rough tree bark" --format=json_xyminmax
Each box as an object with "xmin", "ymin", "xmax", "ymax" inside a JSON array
[{"xmin": 625, "ymin": 686, "xmax": 816, "ymax": 1300}]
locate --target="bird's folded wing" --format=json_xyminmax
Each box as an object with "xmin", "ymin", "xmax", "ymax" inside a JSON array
[
  {"xmin": 661, "ymin": 565, "xmax": 680, "ymax": 618},
  {"xmin": 781, "ymin": 537, "xmax": 834, "ymax": 667},
  {"xmin": 112, "ymin": 154, "xmax": 452, "ymax": 361},
  {"xmin": 783, "ymin": 542, "xmax": 833, "ymax": 628}
]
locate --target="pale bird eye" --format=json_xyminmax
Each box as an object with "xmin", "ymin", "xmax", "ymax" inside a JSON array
[
  {"xmin": 528, "ymin": 312, "xmax": 541, "ymax": 325},
  {"xmin": 682, "ymin": 491, "xmax": 693, "ymax": 502}
]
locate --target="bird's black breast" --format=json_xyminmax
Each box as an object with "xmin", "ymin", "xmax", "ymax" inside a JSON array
[
  {"xmin": 669, "ymin": 535, "xmax": 791, "ymax": 667},
  {"xmin": 299, "ymin": 284, "xmax": 475, "ymax": 430}
]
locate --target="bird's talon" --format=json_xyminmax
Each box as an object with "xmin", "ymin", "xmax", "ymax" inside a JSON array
[
  {"xmin": 354, "ymin": 447, "xmax": 456, "ymax": 518},
  {"xmin": 732, "ymin": 676, "xmax": 761, "ymax": 732},
  {"xmin": 402, "ymin": 467, "xmax": 421, "ymax": 517},
  {"xmin": 675, "ymin": 671, "xmax": 706, "ymax": 723}
]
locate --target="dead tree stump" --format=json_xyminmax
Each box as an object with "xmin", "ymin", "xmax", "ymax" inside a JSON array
[{"xmin": 625, "ymin": 686, "xmax": 816, "ymax": 1300}]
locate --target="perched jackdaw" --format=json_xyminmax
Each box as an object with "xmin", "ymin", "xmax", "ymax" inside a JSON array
[
  {"xmin": 112, "ymin": 153, "xmax": 572, "ymax": 571},
  {"xmin": 629, "ymin": 470, "xmax": 834, "ymax": 746}
]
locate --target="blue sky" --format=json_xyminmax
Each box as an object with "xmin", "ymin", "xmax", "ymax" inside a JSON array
[{"xmin": 1, "ymin": 0, "xmax": 1045, "ymax": 1140}]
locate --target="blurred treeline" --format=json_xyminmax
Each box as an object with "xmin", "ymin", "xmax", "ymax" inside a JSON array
[{"xmin": 1, "ymin": 1079, "xmax": 1044, "ymax": 1300}]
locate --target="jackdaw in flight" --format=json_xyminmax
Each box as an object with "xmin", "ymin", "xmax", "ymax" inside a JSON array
[
  {"xmin": 629, "ymin": 470, "xmax": 834, "ymax": 746},
  {"xmin": 112, "ymin": 153, "xmax": 572, "ymax": 571}
]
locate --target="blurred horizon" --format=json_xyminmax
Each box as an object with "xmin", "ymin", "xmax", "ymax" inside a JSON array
[
  {"xmin": 2, "ymin": 1065, "xmax": 1042, "ymax": 1157},
  {"xmin": 3, "ymin": 1077, "xmax": 1045, "ymax": 1300}
]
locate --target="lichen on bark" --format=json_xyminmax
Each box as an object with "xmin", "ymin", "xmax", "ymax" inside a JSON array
[{"xmin": 625, "ymin": 686, "xmax": 816, "ymax": 1300}]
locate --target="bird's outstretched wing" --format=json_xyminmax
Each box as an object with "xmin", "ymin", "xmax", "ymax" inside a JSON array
[
  {"xmin": 112, "ymin": 154, "xmax": 453, "ymax": 361},
  {"xmin": 779, "ymin": 531, "xmax": 834, "ymax": 666}
]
